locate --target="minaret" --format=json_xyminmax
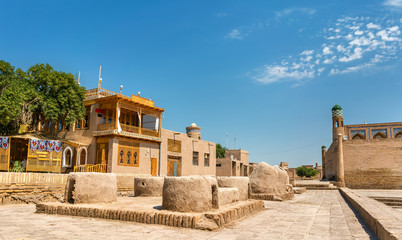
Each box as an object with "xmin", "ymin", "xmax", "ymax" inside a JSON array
[
  {"xmin": 186, "ymin": 123, "xmax": 201, "ymax": 140},
  {"xmin": 332, "ymin": 104, "xmax": 345, "ymax": 187},
  {"xmin": 332, "ymin": 104, "xmax": 345, "ymax": 141},
  {"xmin": 337, "ymin": 133, "xmax": 345, "ymax": 187}
]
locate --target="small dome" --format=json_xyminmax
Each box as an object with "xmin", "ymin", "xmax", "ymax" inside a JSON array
[
  {"xmin": 332, "ymin": 104, "xmax": 342, "ymax": 111},
  {"xmin": 190, "ymin": 123, "xmax": 197, "ymax": 127}
]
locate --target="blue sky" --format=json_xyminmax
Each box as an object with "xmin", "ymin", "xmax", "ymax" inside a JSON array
[{"xmin": 1, "ymin": 0, "xmax": 402, "ymax": 167}]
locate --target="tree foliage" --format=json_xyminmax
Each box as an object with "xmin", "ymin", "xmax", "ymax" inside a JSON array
[
  {"xmin": 27, "ymin": 64, "xmax": 86, "ymax": 132},
  {"xmin": 296, "ymin": 166, "xmax": 319, "ymax": 178},
  {"xmin": 0, "ymin": 61, "xmax": 85, "ymax": 135},
  {"xmin": 216, "ymin": 143, "xmax": 227, "ymax": 158},
  {"xmin": 0, "ymin": 61, "xmax": 25, "ymax": 134}
]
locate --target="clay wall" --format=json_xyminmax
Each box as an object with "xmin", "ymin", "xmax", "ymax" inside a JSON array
[
  {"xmin": 343, "ymin": 138, "xmax": 402, "ymax": 189},
  {"xmin": 216, "ymin": 158, "xmax": 232, "ymax": 176},
  {"xmin": 107, "ymin": 137, "xmax": 160, "ymax": 175},
  {"xmin": 160, "ymin": 129, "xmax": 216, "ymax": 176}
]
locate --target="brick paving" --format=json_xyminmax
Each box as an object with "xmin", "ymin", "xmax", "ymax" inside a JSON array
[{"xmin": 0, "ymin": 190, "xmax": 377, "ymax": 240}]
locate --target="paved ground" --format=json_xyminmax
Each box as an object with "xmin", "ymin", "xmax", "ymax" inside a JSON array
[
  {"xmin": 0, "ymin": 190, "xmax": 377, "ymax": 240},
  {"xmin": 353, "ymin": 189, "xmax": 402, "ymax": 212}
]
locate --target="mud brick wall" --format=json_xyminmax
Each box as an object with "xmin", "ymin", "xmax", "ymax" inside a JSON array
[
  {"xmin": 343, "ymin": 139, "xmax": 402, "ymax": 189},
  {"xmin": 0, "ymin": 172, "xmax": 139, "ymax": 204}
]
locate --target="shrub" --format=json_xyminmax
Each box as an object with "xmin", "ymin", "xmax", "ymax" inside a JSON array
[
  {"xmin": 10, "ymin": 161, "xmax": 25, "ymax": 172},
  {"xmin": 296, "ymin": 166, "xmax": 319, "ymax": 178}
]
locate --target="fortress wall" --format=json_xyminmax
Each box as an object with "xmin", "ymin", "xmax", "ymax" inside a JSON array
[{"xmin": 343, "ymin": 139, "xmax": 402, "ymax": 189}]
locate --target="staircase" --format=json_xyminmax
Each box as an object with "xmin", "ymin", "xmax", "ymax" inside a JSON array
[{"xmin": 295, "ymin": 180, "xmax": 338, "ymax": 190}]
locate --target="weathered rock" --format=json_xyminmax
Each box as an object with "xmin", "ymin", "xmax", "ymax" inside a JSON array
[
  {"xmin": 134, "ymin": 177, "xmax": 164, "ymax": 197},
  {"xmin": 217, "ymin": 177, "xmax": 249, "ymax": 200},
  {"xmin": 249, "ymin": 162, "xmax": 294, "ymax": 201},
  {"xmin": 64, "ymin": 172, "xmax": 117, "ymax": 204},
  {"xmin": 162, "ymin": 176, "xmax": 217, "ymax": 212}
]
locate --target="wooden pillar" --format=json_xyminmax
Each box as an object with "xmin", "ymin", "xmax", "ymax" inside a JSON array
[
  {"xmin": 115, "ymin": 101, "xmax": 119, "ymax": 130},
  {"xmin": 139, "ymin": 108, "xmax": 142, "ymax": 135},
  {"xmin": 158, "ymin": 113, "xmax": 162, "ymax": 138},
  {"xmin": 337, "ymin": 133, "xmax": 345, "ymax": 187}
]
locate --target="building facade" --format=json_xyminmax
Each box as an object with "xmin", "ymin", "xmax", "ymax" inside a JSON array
[
  {"xmin": 216, "ymin": 149, "xmax": 252, "ymax": 176},
  {"xmin": 160, "ymin": 124, "xmax": 216, "ymax": 176},
  {"xmin": 322, "ymin": 105, "xmax": 402, "ymax": 189}
]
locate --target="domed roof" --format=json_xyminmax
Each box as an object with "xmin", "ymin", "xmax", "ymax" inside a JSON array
[
  {"xmin": 190, "ymin": 123, "xmax": 197, "ymax": 127},
  {"xmin": 332, "ymin": 104, "xmax": 342, "ymax": 111}
]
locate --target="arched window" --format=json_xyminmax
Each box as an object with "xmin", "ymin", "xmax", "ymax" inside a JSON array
[
  {"xmin": 373, "ymin": 132, "xmax": 386, "ymax": 139},
  {"xmin": 352, "ymin": 133, "xmax": 365, "ymax": 140},
  {"xmin": 395, "ymin": 132, "xmax": 402, "ymax": 138},
  {"xmin": 77, "ymin": 147, "xmax": 87, "ymax": 166},
  {"xmin": 63, "ymin": 147, "xmax": 73, "ymax": 168}
]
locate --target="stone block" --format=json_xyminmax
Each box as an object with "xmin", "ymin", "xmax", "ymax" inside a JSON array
[
  {"xmin": 217, "ymin": 187, "xmax": 239, "ymax": 206},
  {"xmin": 162, "ymin": 176, "xmax": 217, "ymax": 212},
  {"xmin": 217, "ymin": 176, "xmax": 249, "ymax": 200},
  {"xmin": 134, "ymin": 177, "xmax": 164, "ymax": 197},
  {"xmin": 64, "ymin": 172, "xmax": 117, "ymax": 204}
]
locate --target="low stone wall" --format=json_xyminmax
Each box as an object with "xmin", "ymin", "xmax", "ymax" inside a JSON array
[
  {"xmin": 0, "ymin": 172, "xmax": 139, "ymax": 204},
  {"xmin": 340, "ymin": 188, "xmax": 402, "ymax": 240},
  {"xmin": 36, "ymin": 200, "xmax": 264, "ymax": 231},
  {"xmin": 134, "ymin": 177, "xmax": 164, "ymax": 197},
  {"xmin": 345, "ymin": 169, "xmax": 402, "ymax": 189},
  {"xmin": 162, "ymin": 177, "xmax": 217, "ymax": 212},
  {"xmin": 64, "ymin": 173, "xmax": 117, "ymax": 204},
  {"xmin": 0, "ymin": 184, "xmax": 64, "ymax": 204},
  {"xmin": 217, "ymin": 188, "xmax": 239, "ymax": 206},
  {"xmin": 217, "ymin": 177, "xmax": 249, "ymax": 201}
]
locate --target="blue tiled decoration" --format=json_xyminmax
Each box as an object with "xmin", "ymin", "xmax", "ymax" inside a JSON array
[
  {"xmin": 393, "ymin": 128, "xmax": 402, "ymax": 136},
  {"xmin": 351, "ymin": 130, "xmax": 366, "ymax": 137},
  {"xmin": 371, "ymin": 129, "xmax": 387, "ymax": 137}
]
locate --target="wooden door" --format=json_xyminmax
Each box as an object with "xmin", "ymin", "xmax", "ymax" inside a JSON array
[
  {"xmin": 167, "ymin": 157, "xmax": 181, "ymax": 176},
  {"xmin": 96, "ymin": 143, "xmax": 108, "ymax": 165},
  {"xmin": 151, "ymin": 158, "xmax": 157, "ymax": 176}
]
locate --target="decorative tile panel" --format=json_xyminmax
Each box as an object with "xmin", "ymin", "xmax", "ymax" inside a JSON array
[
  {"xmin": 351, "ymin": 130, "xmax": 366, "ymax": 137},
  {"xmin": 371, "ymin": 129, "xmax": 387, "ymax": 137}
]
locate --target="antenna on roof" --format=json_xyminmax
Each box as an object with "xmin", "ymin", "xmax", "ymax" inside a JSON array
[
  {"xmin": 98, "ymin": 65, "xmax": 102, "ymax": 89},
  {"xmin": 234, "ymin": 136, "xmax": 236, "ymax": 150},
  {"xmin": 77, "ymin": 71, "xmax": 81, "ymax": 85}
]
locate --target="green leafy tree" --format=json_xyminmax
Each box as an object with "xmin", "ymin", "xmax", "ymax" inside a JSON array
[
  {"xmin": 0, "ymin": 61, "xmax": 25, "ymax": 134},
  {"xmin": 0, "ymin": 61, "xmax": 86, "ymax": 135},
  {"xmin": 216, "ymin": 143, "xmax": 227, "ymax": 158},
  {"xmin": 296, "ymin": 166, "xmax": 319, "ymax": 178},
  {"xmin": 26, "ymin": 64, "xmax": 86, "ymax": 133}
]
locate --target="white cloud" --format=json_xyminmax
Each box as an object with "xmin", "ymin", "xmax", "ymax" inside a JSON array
[
  {"xmin": 367, "ymin": 23, "xmax": 381, "ymax": 29},
  {"xmin": 216, "ymin": 12, "xmax": 228, "ymax": 18},
  {"xmin": 384, "ymin": 0, "xmax": 402, "ymax": 7},
  {"xmin": 275, "ymin": 8, "xmax": 316, "ymax": 18},
  {"xmin": 252, "ymin": 65, "xmax": 315, "ymax": 84},
  {"xmin": 301, "ymin": 50, "xmax": 314, "ymax": 55},
  {"xmin": 252, "ymin": 15, "xmax": 402, "ymax": 85},
  {"xmin": 225, "ymin": 29, "xmax": 246, "ymax": 40},
  {"xmin": 339, "ymin": 47, "xmax": 363, "ymax": 62},
  {"xmin": 323, "ymin": 46, "xmax": 333, "ymax": 55}
]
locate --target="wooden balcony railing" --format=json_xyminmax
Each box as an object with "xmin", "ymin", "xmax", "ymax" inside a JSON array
[
  {"xmin": 121, "ymin": 124, "xmax": 140, "ymax": 133},
  {"xmin": 141, "ymin": 128, "xmax": 159, "ymax": 137},
  {"xmin": 97, "ymin": 123, "xmax": 115, "ymax": 131},
  {"xmin": 96, "ymin": 123, "xmax": 158, "ymax": 137},
  {"xmin": 85, "ymin": 88, "xmax": 131, "ymax": 100},
  {"xmin": 73, "ymin": 164, "xmax": 107, "ymax": 173}
]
